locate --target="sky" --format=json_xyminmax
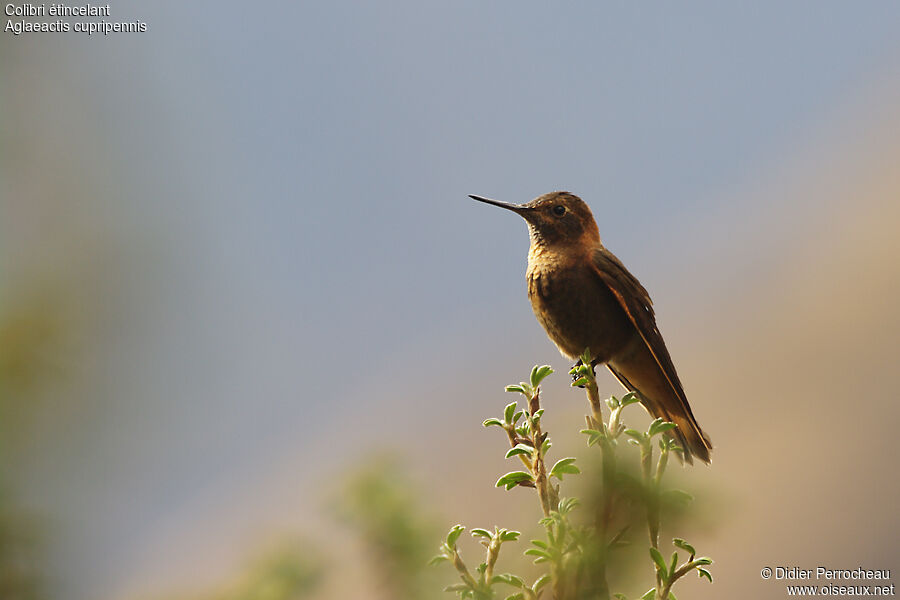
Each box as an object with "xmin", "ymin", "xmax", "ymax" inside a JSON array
[{"xmin": 2, "ymin": 3, "xmax": 900, "ymax": 599}]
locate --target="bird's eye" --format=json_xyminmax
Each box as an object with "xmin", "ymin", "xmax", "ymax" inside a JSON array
[{"xmin": 552, "ymin": 205, "xmax": 566, "ymax": 216}]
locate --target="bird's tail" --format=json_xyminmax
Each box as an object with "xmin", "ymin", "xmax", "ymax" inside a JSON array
[{"xmin": 607, "ymin": 358, "xmax": 711, "ymax": 465}]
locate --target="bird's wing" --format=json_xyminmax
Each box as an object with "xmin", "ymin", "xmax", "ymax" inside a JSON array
[
  {"xmin": 589, "ymin": 246, "xmax": 685, "ymax": 399},
  {"xmin": 589, "ymin": 246, "xmax": 712, "ymax": 463}
]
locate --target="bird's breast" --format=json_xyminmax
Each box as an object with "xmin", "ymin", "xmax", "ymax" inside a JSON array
[{"xmin": 526, "ymin": 256, "xmax": 635, "ymax": 362}]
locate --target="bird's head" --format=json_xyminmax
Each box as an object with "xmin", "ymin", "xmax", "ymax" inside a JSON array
[{"xmin": 470, "ymin": 191, "xmax": 601, "ymax": 249}]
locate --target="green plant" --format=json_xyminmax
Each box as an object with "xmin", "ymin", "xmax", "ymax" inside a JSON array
[
  {"xmin": 433, "ymin": 351, "xmax": 713, "ymax": 600},
  {"xmin": 337, "ymin": 455, "xmax": 444, "ymax": 599}
]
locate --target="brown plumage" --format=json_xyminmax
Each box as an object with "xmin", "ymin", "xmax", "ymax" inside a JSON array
[{"xmin": 471, "ymin": 191, "xmax": 712, "ymax": 464}]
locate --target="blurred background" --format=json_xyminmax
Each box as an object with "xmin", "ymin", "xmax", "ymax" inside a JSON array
[{"xmin": 2, "ymin": 2, "xmax": 899, "ymax": 599}]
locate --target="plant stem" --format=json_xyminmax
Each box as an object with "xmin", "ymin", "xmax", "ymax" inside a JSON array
[
  {"xmin": 640, "ymin": 440, "xmax": 660, "ymax": 550},
  {"xmin": 484, "ymin": 534, "xmax": 500, "ymax": 584},
  {"xmin": 583, "ymin": 370, "xmax": 605, "ymax": 431},
  {"xmin": 658, "ymin": 558, "xmax": 710, "ymax": 599},
  {"xmin": 528, "ymin": 389, "xmax": 557, "ymax": 516},
  {"xmin": 503, "ymin": 423, "xmax": 535, "ymax": 473},
  {"xmin": 450, "ymin": 547, "xmax": 478, "ymax": 590},
  {"xmin": 581, "ymin": 364, "xmax": 612, "ymax": 600}
]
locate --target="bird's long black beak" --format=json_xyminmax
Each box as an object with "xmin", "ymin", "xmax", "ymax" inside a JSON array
[{"xmin": 469, "ymin": 194, "xmax": 528, "ymax": 214}]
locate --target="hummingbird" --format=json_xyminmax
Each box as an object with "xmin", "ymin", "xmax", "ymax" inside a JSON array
[{"xmin": 470, "ymin": 191, "xmax": 711, "ymax": 464}]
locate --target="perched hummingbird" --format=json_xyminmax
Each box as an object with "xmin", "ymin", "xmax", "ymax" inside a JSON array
[{"xmin": 471, "ymin": 191, "xmax": 711, "ymax": 464}]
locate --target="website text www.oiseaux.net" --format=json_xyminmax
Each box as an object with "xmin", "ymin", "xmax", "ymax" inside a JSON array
[{"xmin": 760, "ymin": 566, "xmax": 894, "ymax": 597}]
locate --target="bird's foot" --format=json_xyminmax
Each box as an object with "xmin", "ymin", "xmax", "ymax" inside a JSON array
[
  {"xmin": 570, "ymin": 359, "xmax": 586, "ymax": 388},
  {"xmin": 570, "ymin": 358, "xmax": 600, "ymax": 388}
]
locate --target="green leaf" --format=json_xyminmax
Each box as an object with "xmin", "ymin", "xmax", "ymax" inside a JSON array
[
  {"xmin": 470, "ymin": 528, "xmax": 492, "ymax": 539},
  {"xmin": 530, "ymin": 364, "xmax": 554, "ymax": 387},
  {"xmin": 492, "ymin": 573, "xmax": 525, "ymax": 588},
  {"xmin": 620, "ymin": 391, "xmax": 640, "ymax": 407},
  {"xmin": 504, "ymin": 401, "xmax": 519, "ymax": 423},
  {"xmin": 558, "ymin": 496, "xmax": 580, "ymax": 514},
  {"xmin": 653, "ymin": 422, "xmax": 678, "ymax": 435},
  {"xmin": 505, "ymin": 444, "xmax": 533, "ymax": 459},
  {"xmin": 640, "ymin": 588, "xmax": 656, "ymax": 600},
  {"xmin": 483, "ymin": 418, "xmax": 503, "ymax": 428},
  {"xmin": 533, "ymin": 574, "xmax": 550, "ymax": 592},
  {"xmin": 571, "ymin": 376, "xmax": 589, "ymax": 387},
  {"xmin": 549, "ymin": 457, "xmax": 581, "ymax": 480},
  {"xmin": 624, "ymin": 428, "xmax": 644, "ymax": 440},
  {"xmin": 541, "ymin": 438, "xmax": 551, "ymax": 455},
  {"xmin": 661, "ymin": 489, "xmax": 694, "ymax": 507},
  {"xmin": 446, "ymin": 525, "xmax": 466, "ymax": 547},
  {"xmin": 669, "ymin": 551, "xmax": 678, "ymax": 579},
  {"xmin": 580, "ymin": 428, "xmax": 605, "ymax": 447},
  {"xmin": 649, "ymin": 547, "xmax": 668, "ymax": 577},
  {"xmin": 495, "ymin": 471, "xmax": 534, "ymax": 490},
  {"xmin": 672, "ymin": 538, "xmax": 695, "ymax": 556},
  {"xmin": 505, "ymin": 384, "xmax": 527, "ymax": 396},
  {"xmin": 499, "ymin": 529, "xmax": 521, "ymax": 542},
  {"xmin": 648, "ymin": 418, "xmax": 677, "ymax": 437},
  {"xmin": 504, "ymin": 594, "xmax": 524, "ymax": 600},
  {"xmin": 524, "ymin": 548, "xmax": 551, "ymax": 560},
  {"xmin": 698, "ymin": 567, "xmax": 713, "ymax": 582},
  {"xmin": 693, "ymin": 557, "xmax": 713, "ymax": 566},
  {"xmin": 668, "ymin": 592, "xmax": 678, "ymax": 600},
  {"xmin": 428, "ymin": 554, "xmax": 448, "ymax": 566}
]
